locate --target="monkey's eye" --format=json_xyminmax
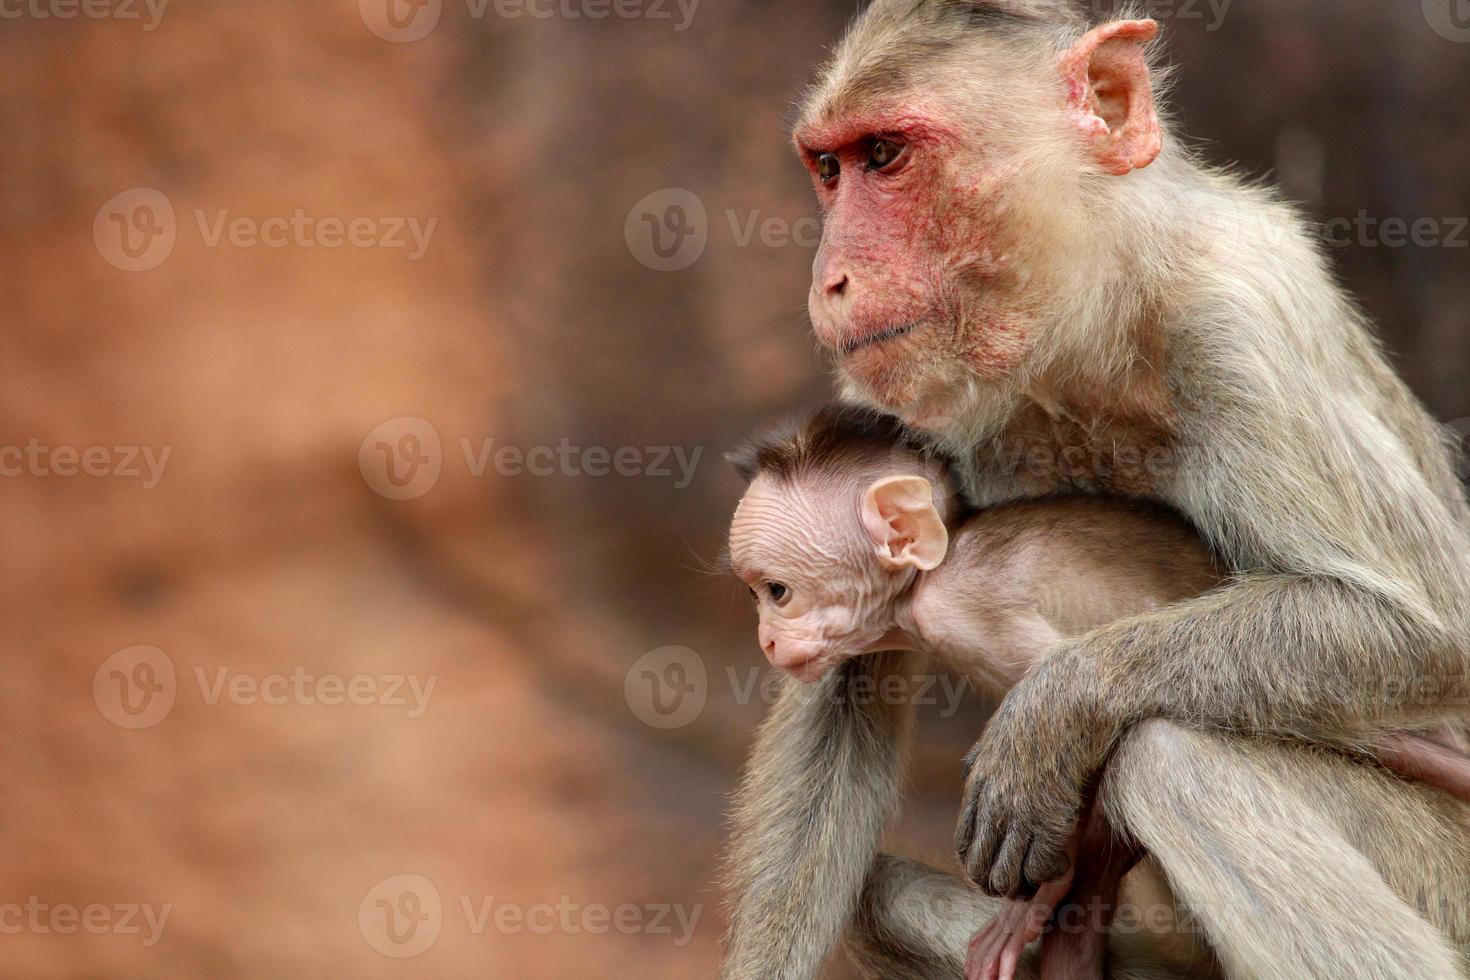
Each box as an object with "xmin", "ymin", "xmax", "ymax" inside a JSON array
[
  {"xmin": 766, "ymin": 582, "xmax": 791, "ymax": 606},
  {"xmin": 815, "ymin": 153, "xmax": 840, "ymax": 183},
  {"xmin": 867, "ymin": 139, "xmax": 903, "ymax": 171}
]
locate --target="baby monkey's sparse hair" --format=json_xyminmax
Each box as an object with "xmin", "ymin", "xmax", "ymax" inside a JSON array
[{"xmin": 726, "ymin": 403, "xmax": 951, "ymax": 488}]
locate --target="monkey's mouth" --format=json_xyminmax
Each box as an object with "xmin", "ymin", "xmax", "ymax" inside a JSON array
[
  {"xmin": 771, "ymin": 647, "xmax": 835, "ymax": 682},
  {"xmin": 840, "ymin": 321, "xmax": 919, "ymax": 356}
]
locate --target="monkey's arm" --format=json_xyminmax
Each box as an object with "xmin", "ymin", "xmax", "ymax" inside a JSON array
[
  {"xmin": 958, "ymin": 364, "xmax": 1470, "ymax": 897},
  {"xmin": 721, "ymin": 651, "xmax": 915, "ymax": 980}
]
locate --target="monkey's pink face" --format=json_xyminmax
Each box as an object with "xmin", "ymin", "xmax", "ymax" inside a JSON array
[
  {"xmin": 728, "ymin": 475, "xmax": 912, "ymax": 681},
  {"xmin": 795, "ymin": 100, "xmax": 1038, "ymax": 424}
]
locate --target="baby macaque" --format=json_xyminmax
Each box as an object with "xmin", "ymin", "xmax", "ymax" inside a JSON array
[{"xmin": 726, "ymin": 404, "xmax": 1470, "ymax": 980}]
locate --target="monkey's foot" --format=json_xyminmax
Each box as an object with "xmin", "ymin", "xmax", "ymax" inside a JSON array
[{"xmin": 965, "ymin": 877, "xmax": 1071, "ymax": 980}]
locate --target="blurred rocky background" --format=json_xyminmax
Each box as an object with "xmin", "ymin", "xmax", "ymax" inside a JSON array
[{"xmin": 0, "ymin": 0, "xmax": 1465, "ymax": 976}]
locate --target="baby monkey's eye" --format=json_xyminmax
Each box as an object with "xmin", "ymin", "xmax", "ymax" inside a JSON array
[{"xmin": 766, "ymin": 582, "xmax": 791, "ymax": 605}]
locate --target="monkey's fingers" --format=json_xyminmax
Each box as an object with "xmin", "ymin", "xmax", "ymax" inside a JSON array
[
  {"xmin": 978, "ymin": 817, "xmax": 1075, "ymax": 899},
  {"xmin": 958, "ymin": 790, "xmax": 1004, "ymax": 887},
  {"xmin": 966, "ymin": 906, "xmax": 1020, "ymax": 980},
  {"xmin": 955, "ymin": 786, "xmax": 981, "ymax": 857},
  {"xmin": 965, "ymin": 926, "xmax": 997, "ymax": 980},
  {"xmin": 998, "ymin": 924, "xmax": 1030, "ymax": 980},
  {"xmin": 989, "ymin": 829, "xmax": 1034, "ymax": 898},
  {"xmin": 1022, "ymin": 831, "xmax": 1073, "ymax": 892}
]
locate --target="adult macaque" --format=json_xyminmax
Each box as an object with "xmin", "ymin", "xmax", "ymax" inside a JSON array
[
  {"xmin": 722, "ymin": 404, "xmax": 1470, "ymax": 979},
  {"xmin": 723, "ymin": 0, "xmax": 1470, "ymax": 976}
]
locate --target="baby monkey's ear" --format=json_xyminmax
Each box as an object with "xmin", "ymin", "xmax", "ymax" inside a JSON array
[{"xmin": 860, "ymin": 475, "xmax": 949, "ymax": 572}]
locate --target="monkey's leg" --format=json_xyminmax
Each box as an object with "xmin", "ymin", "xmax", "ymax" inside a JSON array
[
  {"xmin": 1100, "ymin": 719, "xmax": 1470, "ymax": 980},
  {"xmin": 849, "ymin": 853, "xmax": 1024, "ymax": 980},
  {"xmin": 1376, "ymin": 732, "xmax": 1470, "ymax": 804},
  {"xmin": 1038, "ymin": 796, "xmax": 1144, "ymax": 980},
  {"xmin": 848, "ymin": 854, "xmax": 1193, "ymax": 980},
  {"xmin": 720, "ymin": 652, "xmax": 915, "ymax": 980}
]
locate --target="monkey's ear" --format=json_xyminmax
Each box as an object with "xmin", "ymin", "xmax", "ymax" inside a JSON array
[
  {"xmin": 860, "ymin": 476, "xmax": 948, "ymax": 572},
  {"xmin": 1059, "ymin": 19, "xmax": 1163, "ymax": 176},
  {"xmin": 725, "ymin": 448, "xmax": 759, "ymax": 484}
]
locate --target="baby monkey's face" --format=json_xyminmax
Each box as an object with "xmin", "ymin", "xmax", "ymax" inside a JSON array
[{"xmin": 728, "ymin": 467, "xmax": 948, "ymax": 681}]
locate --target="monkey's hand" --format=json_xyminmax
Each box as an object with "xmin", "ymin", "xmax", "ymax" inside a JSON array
[
  {"xmin": 965, "ymin": 873, "xmax": 1073, "ymax": 980},
  {"xmin": 955, "ymin": 648, "xmax": 1112, "ymax": 898}
]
